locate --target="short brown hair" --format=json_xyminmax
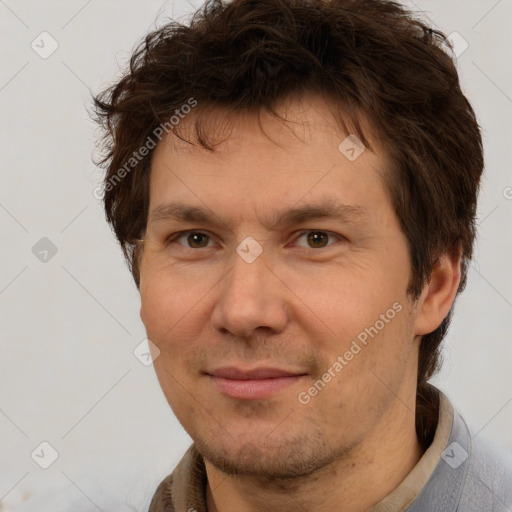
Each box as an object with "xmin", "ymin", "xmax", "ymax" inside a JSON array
[{"xmin": 92, "ymin": 0, "xmax": 483, "ymax": 443}]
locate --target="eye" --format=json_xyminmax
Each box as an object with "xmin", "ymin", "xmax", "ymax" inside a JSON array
[
  {"xmin": 294, "ymin": 230, "xmax": 342, "ymax": 249},
  {"xmin": 170, "ymin": 231, "xmax": 215, "ymax": 249}
]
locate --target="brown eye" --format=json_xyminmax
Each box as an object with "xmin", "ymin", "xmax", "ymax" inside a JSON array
[
  {"xmin": 294, "ymin": 230, "xmax": 343, "ymax": 250},
  {"xmin": 170, "ymin": 231, "xmax": 214, "ymax": 249},
  {"xmin": 186, "ymin": 232, "xmax": 210, "ymax": 248},
  {"xmin": 306, "ymin": 231, "xmax": 329, "ymax": 248}
]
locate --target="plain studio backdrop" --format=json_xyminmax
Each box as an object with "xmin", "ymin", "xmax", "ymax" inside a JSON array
[{"xmin": 1, "ymin": 0, "xmax": 511, "ymax": 510}]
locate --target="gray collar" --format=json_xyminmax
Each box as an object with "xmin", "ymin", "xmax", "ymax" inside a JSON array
[{"xmin": 407, "ymin": 405, "xmax": 471, "ymax": 511}]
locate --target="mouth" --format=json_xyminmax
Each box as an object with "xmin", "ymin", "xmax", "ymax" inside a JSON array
[{"xmin": 205, "ymin": 366, "xmax": 308, "ymax": 400}]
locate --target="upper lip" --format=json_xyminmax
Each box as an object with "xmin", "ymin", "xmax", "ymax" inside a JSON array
[{"xmin": 207, "ymin": 366, "xmax": 306, "ymax": 379}]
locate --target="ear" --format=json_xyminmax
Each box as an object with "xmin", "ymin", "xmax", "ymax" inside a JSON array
[{"xmin": 413, "ymin": 245, "xmax": 462, "ymax": 336}]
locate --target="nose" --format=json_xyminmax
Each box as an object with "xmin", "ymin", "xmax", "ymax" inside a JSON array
[{"xmin": 210, "ymin": 247, "xmax": 289, "ymax": 338}]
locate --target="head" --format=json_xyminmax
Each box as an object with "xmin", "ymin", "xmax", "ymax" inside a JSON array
[{"xmin": 93, "ymin": 0, "xmax": 483, "ymax": 477}]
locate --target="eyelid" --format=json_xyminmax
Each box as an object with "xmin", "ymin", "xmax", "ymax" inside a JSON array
[
  {"xmin": 167, "ymin": 230, "xmax": 217, "ymax": 248},
  {"xmin": 291, "ymin": 229, "xmax": 346, "ymax": 248},
  {"xmin": 166, "ymin": 229, "xmax": 345, "ymax": 249}
]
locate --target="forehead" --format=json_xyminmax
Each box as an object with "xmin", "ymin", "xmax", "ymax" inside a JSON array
[
  {"xmin": 148, "ymin": 94, "xmax": 392, "ymax": 225},
  {"xmin": 159, "ymin": 94, "xmax": 377, "ymax": 156}
]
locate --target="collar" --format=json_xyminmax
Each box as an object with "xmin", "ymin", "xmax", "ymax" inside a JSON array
[{"xmin": 148, "ymin": 387, "xmax": 469, "ymax": 512}]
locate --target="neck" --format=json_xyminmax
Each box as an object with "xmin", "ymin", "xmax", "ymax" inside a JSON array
[{"xmin": 205, "ymin": 394, "xmax": 424, "ymax": 512}]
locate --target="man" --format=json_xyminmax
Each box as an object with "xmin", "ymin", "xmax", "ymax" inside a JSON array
[{"xmin": 92, "ymin": 0, "xmax": 512, "ymax": 510}]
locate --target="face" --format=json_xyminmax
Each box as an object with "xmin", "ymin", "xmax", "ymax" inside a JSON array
[{"xmin": 139, "ymin": 95, "xmax": 420, "ymax": 479}]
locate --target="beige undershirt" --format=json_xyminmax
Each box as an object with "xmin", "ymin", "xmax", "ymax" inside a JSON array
[
  {"xmin": 154, "ymin": 391, "xmax": 454, "ymax": 512},
  {"xmin": 368, "ymin": 391, "xmax": 453, "ymax": 511}
]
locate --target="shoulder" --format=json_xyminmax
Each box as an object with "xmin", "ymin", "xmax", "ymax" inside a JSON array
[
  {"xmin": 460, "ymin": 431, "xmax": 512, "ymax": 510},
  {"xmin": 148, "ymin": 473, "xmax": 174, "ymax": 512},
  {"xmin": 408, "ymin": 390, "xmax": 512, "ymax": 512},
  {"xmin": 146, "ymin": 443, "xmax": 205, "ymax": 512},
  {"xmin": 456, "ymin": 412, "xmax": 512, "ymax": 511}
]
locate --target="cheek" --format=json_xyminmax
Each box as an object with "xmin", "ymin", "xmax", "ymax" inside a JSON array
[
  {"xmin": 140, "ymin": 271, "xmax": 199, "ymax": 348},
  {"xmin": 281, "ymin": 261, "xmax": 401, "ymax": 341},
  {"xmin": 141, "ymin": 276, "xmax": 205, "ymax": 407},
  {"xmin": 296, "ymin": 263, "xmax": 411, "ymax": 388},
  {"xmin": 140, "ymin": 251, "xmax": 210, "ymax": 323},
  {"xmin": 355, "ymin": 306, "xmax": 414, "ymax": 396},
  {"xmin": 139, "ymin": 269, "xmax": 221, "ymax": 393},
  {"xmin": 322, "ymin": 310, "xmax": 414, "ymax": 428}
]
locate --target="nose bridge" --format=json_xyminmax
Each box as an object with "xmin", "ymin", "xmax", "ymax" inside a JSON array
[{"xmin": 211, "ymin": 244, "xmax": 288, "ymax": 337}]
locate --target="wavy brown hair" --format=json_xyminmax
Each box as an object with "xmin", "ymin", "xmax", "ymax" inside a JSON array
[{"xmin": 92, "ymin": 0, "xmax": 483, "ymax": 446}]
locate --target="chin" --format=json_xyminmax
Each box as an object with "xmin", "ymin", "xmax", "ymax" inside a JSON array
[{"xmin": 195, "ymin": 430, "xmax": 342, "ymax": 480}]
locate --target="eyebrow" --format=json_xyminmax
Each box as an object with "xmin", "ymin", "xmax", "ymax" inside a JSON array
[{"xmin": 148, "ymin": 198, "xmax": 368, "ymax": 231}]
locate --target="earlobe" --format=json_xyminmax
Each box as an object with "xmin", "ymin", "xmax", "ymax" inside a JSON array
[{"xmin": 414, "ymin": 246, "xmax": 462, "ymax": 336}]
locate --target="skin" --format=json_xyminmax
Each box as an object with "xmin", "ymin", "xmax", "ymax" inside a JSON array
[{"xmin": 139, "ymin": 94, "xmax": 461, "ymax": 512}]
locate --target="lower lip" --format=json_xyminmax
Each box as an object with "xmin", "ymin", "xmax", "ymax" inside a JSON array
[{"xmin": 209, "ymin": 375, "xmax": 305, "ymax": 400}]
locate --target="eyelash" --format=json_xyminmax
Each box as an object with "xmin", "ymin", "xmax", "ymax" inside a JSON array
[{"xmin": 167, "ymin": 230, "xmax": 345, "ymax": 250}]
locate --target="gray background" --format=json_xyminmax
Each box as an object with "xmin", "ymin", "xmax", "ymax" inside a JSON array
[{"xmin": 1, "ymin": 0, "xmax": 511, "ymax": 510}]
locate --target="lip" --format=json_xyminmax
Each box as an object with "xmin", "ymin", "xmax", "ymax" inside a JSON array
[
  {"xmin": 208, "ymin": 366, "xmax": 303, "ymax": 379},
  {"xmin": 206, "ymin": 366, "xmax": 307, "ymax": 400}
]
